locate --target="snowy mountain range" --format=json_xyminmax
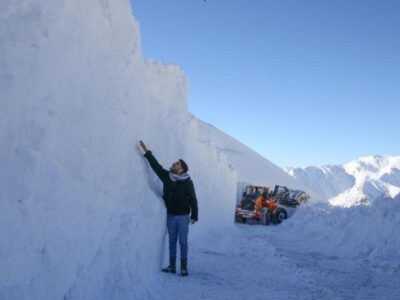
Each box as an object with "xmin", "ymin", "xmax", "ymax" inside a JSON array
[{"xmin": 286, "ymin": 155, "xmax": 400, "ymax": 207}]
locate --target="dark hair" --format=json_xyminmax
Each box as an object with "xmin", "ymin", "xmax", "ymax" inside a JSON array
[{"xmin": 179, "ymin": 159, "xmax": 189, "ymax": 173}]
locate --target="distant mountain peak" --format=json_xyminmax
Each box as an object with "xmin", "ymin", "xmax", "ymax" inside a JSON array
[{"xmin": 286, "ymin": 154, "xmax": 400, "ymax": 207}]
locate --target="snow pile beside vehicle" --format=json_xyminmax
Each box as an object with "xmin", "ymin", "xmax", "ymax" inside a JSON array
[{"xmin": 281, "ymin": 195, "xmax": 400, "ymax": 267}]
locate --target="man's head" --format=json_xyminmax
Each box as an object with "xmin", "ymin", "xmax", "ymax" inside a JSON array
[{"xmin": 170, "ymin": 159, "xmax": 189, "ymax": 175}]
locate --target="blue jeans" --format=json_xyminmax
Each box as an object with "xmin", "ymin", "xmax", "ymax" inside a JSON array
[{"xmin": 167, "ymin": 214, "xmax": 190, "ymax": 260}]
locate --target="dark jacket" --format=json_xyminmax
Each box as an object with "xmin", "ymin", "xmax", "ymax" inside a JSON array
[{"xmin": 144, "ymin": 150, "xmax": 198, "ymax": 221}]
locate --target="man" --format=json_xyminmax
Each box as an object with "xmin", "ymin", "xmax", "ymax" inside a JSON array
[
  {"xmin": 139, "ymin": 140, "xmax": 198, "ymax": 276},
  {"xmin": 254, "ymin": 191, "xmax": 268, "ymax": 211}
]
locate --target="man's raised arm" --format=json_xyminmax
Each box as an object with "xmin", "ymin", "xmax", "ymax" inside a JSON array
[{"xmin": 139, "ymin": 140, "xmax": 168, "ymax": 181}]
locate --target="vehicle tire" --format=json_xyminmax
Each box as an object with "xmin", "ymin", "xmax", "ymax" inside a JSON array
[
  {"xmin": 262, "ymin": 210, "xmax": 270, "ymax": 225},
  {"xmin": 273, "ymin": 208, "xmax": 287, "ymax": 224}
]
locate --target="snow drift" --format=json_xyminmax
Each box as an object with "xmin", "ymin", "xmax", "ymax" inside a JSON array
[{"xmin": 282, "ymin": 195, "xmax": 400, "ymax": 268}]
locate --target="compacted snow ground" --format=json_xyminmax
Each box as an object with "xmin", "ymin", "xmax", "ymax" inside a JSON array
[{"xmin": 151, "ymin": 217, "xmax": 400, "ymax": 300}]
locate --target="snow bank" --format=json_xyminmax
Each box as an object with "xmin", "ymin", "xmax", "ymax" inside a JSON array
[
  {"xmin": 281, "ymin": 196, "xmax": 400, "ymax": 268},
  {"xmin": 0, "ymin": 1, "xmax": 236, "ymax": 299}
]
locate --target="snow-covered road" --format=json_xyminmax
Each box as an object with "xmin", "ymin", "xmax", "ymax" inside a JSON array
[{"xmin": 152, "ymin": 221, "xmax": 400, "ymax": 300}]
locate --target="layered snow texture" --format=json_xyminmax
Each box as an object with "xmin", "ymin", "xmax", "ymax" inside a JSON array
[
  {"xmin": 287, "ymin": 155, "xmax": 400, "ymax": 207},
  {"xmin": 1, "ymin": 1, "xmax": 400, "ymax": 299},
  {"xmin": 0, "ymin": 1, "xmax": 237, "ymax": 299}
]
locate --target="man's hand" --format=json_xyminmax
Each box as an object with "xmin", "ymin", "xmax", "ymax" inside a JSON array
[
  {"xmin": 139, "ymin": 140, "xmax": 148, "ymax": 153},
  {"xmin": 190, "ymin": 219, "xmax": 197, "ymax": 225}
]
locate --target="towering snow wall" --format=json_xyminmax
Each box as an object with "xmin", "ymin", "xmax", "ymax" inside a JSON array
[{"xmin": 0, "ymin": 1, "xmax": 237, "ymax": 299}]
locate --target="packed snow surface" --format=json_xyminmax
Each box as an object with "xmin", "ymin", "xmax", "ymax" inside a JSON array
[
  {"xmin": 152, "ymin": 199, "xmax": 400, "ymax": 300},
  {"xmin": 1, "ymin": 0, "xmax": 399, "ymax": 299}
]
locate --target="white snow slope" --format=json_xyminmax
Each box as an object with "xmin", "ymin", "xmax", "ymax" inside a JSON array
[
  {"xmin": 287, "ymin": 155, "xmax": 400, "ymax": 207},
  {"xmin": 1, "ymin": 1, "xmax": 400, "ymax": 300},
  {"xmin": 197, "ymin": 120, "xmax": 314, "ymax": 193}
]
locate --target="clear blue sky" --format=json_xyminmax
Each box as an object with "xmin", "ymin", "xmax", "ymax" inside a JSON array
[{"xmin": 131, "ymin": 0, "xmax": 400, "ymax": 167}]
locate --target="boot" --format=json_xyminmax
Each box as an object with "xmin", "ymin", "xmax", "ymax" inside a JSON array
[
  {"xmin": 180, "ymin": 259, "xmax": 189, "ymax": 276},
  {"xmin": 162, "ymin": 257, "xmax": 176, "ymax": 273}
]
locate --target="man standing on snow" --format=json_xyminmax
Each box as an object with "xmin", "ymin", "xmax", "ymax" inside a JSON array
[{"xmin": 139, "ymin": 140, "xmax": 198, "ymax": 276}]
